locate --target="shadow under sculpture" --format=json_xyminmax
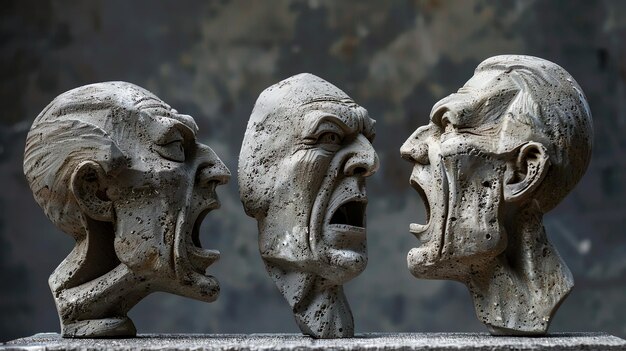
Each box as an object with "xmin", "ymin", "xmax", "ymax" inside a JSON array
[
  {"xmin": 400, "ymin": 55, "xmax": 593, "ymax": 335},
  {"xmin": 239, "ymin": 73, "xmax": 379, "ymax": 338},
  {"xmin": 23, "ymin": 82, "xmax": 230, "ymax": 338}
]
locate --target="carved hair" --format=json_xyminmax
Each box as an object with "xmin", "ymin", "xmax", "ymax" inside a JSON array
[
  {"xmin": 23, "ymin": 82, "xmax": 161, "ymax": 238},
  {"xmin": 477, "ymin": 55, "xmax": 593, "ymax": 212}
]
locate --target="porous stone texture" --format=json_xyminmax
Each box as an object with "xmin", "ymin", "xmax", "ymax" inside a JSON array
[
  {"xmin": 3, "ymin": 1, "xmax": 626, "ymax": 341},
  {"xmin": 238, "ymin": 73, "xmax": 379, "ymax": 338},
  {"xmin": 400, "ymin": 55, "xmax": 593, "ymax": 336},
  {"xmin": 22, "ymin": 82, "xmax": 231, "ymax": 338},
  {"xmin": 3, "ymin": 332, "xmax": 625, "ymax": 350}
]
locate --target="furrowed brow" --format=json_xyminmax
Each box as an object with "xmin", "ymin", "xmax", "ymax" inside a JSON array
[{"xmin": 304, "ymin": 111, "xmax": 353, "ymax": 136}]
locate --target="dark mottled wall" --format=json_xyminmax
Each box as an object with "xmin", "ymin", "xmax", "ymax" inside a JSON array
[{"xmin": 1, "ymin": 0, "xmax": 625, "ymax": 341}]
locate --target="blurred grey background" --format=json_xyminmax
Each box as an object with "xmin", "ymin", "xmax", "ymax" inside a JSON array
[{"xmin": 1, "ymin": 0, "xmax": 625, "ymax": 342}]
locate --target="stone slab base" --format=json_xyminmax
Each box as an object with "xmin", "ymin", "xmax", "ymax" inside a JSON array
[{"xmin": 2, "ymin": 332, "xmax": 625, "ymax": 350}]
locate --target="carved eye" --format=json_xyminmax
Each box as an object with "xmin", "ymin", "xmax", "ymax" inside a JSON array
[
  {"xmin": 155, "ymin": 139, "xmax": 185, "ymax": 162},
  {"xmin": 318, "ymin": 132, "xmax": 343, "ymax": 145}
]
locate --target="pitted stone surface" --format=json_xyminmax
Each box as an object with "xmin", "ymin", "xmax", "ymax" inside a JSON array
[
  {"xmin": 238, "ymin": 73, "xmax": 378, "ymax": 338},
  {"xmin": 22, "ymin": 82, "xmax": 231, "ymax": 338},
  {"xmin": 3, "ymin": 333, "xmax": 626, "ymax": 351},
  {"xmin": 401, "ymin": 55, "xmax": 593, "ymax": 336},
  {"xmin": 3, "ymin": 1, "xmax": 626, "ymax": 341}
]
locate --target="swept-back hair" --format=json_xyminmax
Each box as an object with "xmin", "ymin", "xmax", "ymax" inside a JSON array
[
  {"xmin": 477, "ymin": 55, "xmax": 593, "ymax": 212},
  {"xmin": 23, "ymin": 82, "xmax": 160, "ymax": 238}
]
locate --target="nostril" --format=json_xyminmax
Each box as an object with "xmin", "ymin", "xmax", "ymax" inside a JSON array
[
  {"xmin": 352, "ymin": 166, "xmax": 367, "ymax": 176},
  {"xmin": 215, "ymin": 173, "xmax": 230, "ymax": 185},
  {"xmin": 346, "ymin": 158, "xmax": 376, "ymax": 177},
  {"xmin": 401, "ymin": 152, "xmax": 415, "ymax": 162}
]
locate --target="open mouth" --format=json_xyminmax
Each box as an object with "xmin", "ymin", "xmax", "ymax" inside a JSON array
[
  {"xmin": 409, "ymin": 178, "xmax": 431, "ymax": 241},
  {"xmin": 329, "ymin": 200, "xmax": 366, "ymax": 229},
  {"xmin": 188, "ymin": 206, "xmax": 220, "ymax": 274}
]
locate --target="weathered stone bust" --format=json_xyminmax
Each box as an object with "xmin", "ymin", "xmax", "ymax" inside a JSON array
[
  {"xmin": 239, "ymin": 73, "xmax": 378, "ymax": 338},
  {"xmin": 23, "ymin": 82, "xmax": 230, "ymax": 338},
  {"xmin": 400, "ymin": 55, "xmax": 592, "ymax": 335}
]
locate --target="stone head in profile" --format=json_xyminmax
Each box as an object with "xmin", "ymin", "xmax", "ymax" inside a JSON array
[
  {"xmin": 239, "ymin": 73, "xmax": 378, "ymax": 338},
  {"xmin": 400, "ymin": 55, "xmax": 592, "ymax": 335},
  {"xmin": 23, "ymin": 81, "xmax": 230, "ymax": 337}
]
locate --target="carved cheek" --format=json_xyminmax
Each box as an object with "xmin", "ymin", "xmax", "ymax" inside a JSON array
[
  {"xmin": 108, "ymin": 164, "xmax": 192, "ymax": 271},
  {"xmin": 289, "ymin": 148, "xmax": 334, "ymax": 190},
  {"xmin": 440, "ymin": 148, "xmax": 507, "ymax": 259}
]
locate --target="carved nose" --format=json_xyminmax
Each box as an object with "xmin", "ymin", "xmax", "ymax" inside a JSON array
[
  {"xmin": 400, "ymin": 129, "xmax": 430, "ymax": 165},
  {"xmin": 344, "ymin": 134, "xmax": 379, "ymax": 177},
  {"xmin": 196, "ymin": 145, "xmax": 231, "ymax": 186}
]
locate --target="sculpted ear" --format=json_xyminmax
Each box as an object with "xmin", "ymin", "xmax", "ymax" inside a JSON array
[
  {"xmin": 504, "ymin": 142, "xmax": 550, "ymax": 203},
  {"xmin": 70, "ymin": 160, "xmax": 113, "ymax": 222}
]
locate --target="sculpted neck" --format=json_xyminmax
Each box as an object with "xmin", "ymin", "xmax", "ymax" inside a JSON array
[
  {"xmin": 265, "ymin": 262, "xmax": 354, "ymax": 338},
  {"xmin": 466, "ymin": 205, "xmax": 573, "ymax": 335},
  {"xmin": 49, "ymin": 218, "xmax": 147, "ymax": 337}
]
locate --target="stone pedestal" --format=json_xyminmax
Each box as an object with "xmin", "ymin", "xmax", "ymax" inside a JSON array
[{"xmin": 2, "ymin": 332, "xmax": 625, "ymax": 350}]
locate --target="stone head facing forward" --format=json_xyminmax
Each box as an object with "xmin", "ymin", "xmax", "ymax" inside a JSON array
[
  {"xmin": 23, "ymin": 82, "xmax": 230, "ymax": 337},
  {"xmin": 400, "ymin": 55, "xmax": 592, "ymax": 335},
  {"xmin": 239, "ymin": 73, "xmax": 378, "ymax": 338}
]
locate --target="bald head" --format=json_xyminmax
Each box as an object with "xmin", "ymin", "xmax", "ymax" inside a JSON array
[{"xmin": 239, "ymin": 73, "xmax": 374, "ymax": 218}]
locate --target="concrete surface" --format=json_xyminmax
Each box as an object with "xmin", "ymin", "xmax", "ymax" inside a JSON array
[
  {"xmin": 2, "ymin": 332, "xmax": 625, "ymax": 350},
  {"xmin": 3, "ymin": 0, "xmax": 626, "ymax": 342}
]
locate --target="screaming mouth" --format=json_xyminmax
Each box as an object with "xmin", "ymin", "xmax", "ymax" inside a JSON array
[
  {"xmin": 188, "ymin": 204, "xmax": 220, "ymax": 274},
  {"xmin": 330, "ymin": 200, "xmax": 366, "ymax": 228},
  {"xmin": 409, "ymin": 178, "xmax": 431, "ymax": 241}
]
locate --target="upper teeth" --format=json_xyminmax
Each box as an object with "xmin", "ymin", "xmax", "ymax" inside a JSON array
[{"xmin": 410, "ymin": 223, "xmax": 428, "ymax": 234}]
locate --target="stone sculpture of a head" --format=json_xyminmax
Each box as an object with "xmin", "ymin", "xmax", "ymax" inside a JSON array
[
  {"xmin": 24, "ymin": 81, "xmax": 230, "ymax": 337},
  {"xmin": 400, "ymin": 55, "xmax": 592, "ymax": 335},
  {"xmin": 239, "ymin": 73, "xmax": 378, "ymax": 338}
]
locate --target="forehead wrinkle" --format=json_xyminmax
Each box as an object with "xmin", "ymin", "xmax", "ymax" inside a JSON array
[
  {"xmin": 136, "ymin": 98, "xmax": 198, "ymax": 136},
  {"xmin": 302, "ymin": 101, "xmax": 368, "ymax": 135},
  {"xmin": 464, "ymin": 80, "xmax": 521, "ymax": 130},
  {"xmin": 433, "ymin": 76, "xmax": 519, "ymax": 130}
]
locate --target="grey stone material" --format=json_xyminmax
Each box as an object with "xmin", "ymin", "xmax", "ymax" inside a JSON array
[
  {"xmin": 400, "ymin": 55, "xmax": 593, "ymax": 336},
  {"xmin": 238, "ymin": 73, "xmax": 379, "ymax": 338},
  {"xmin": 22, "ymin": 82, "xmax": 230, "ymax": 338},
  {"xmin": 3, "ymin": 332, "xmax": 625, "ymax": 351}
]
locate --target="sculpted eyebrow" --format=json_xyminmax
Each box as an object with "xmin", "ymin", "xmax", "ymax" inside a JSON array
[
  {"xmin": 157, "ymin": 119, "xmax": 196, "ymax": 146},
  {"xmin": 429, "ymin": 105, "xmax": 447, "ymax": 125},
  {"xmin": 169, "ymin": 114, "xmax": 198, "ymax": 134},
  {"xmin": 305, "ymin": 113, "xmax": 352, "ymax": 136},
  {"xmin": 140, "ymin": 102, "xmax": 198, "ymax": 136},
  {"xmin": 135, "ymin": 97, "xmax": 170, "ymax": 111},
  {"xmin": 363, "ymin": 117, "xmax": 376, "ymax": 139}
]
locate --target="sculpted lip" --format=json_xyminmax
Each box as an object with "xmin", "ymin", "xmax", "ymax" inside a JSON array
[{"xmin": 409, "ymin": 177, "xmax": 431, "ymax": 243}]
